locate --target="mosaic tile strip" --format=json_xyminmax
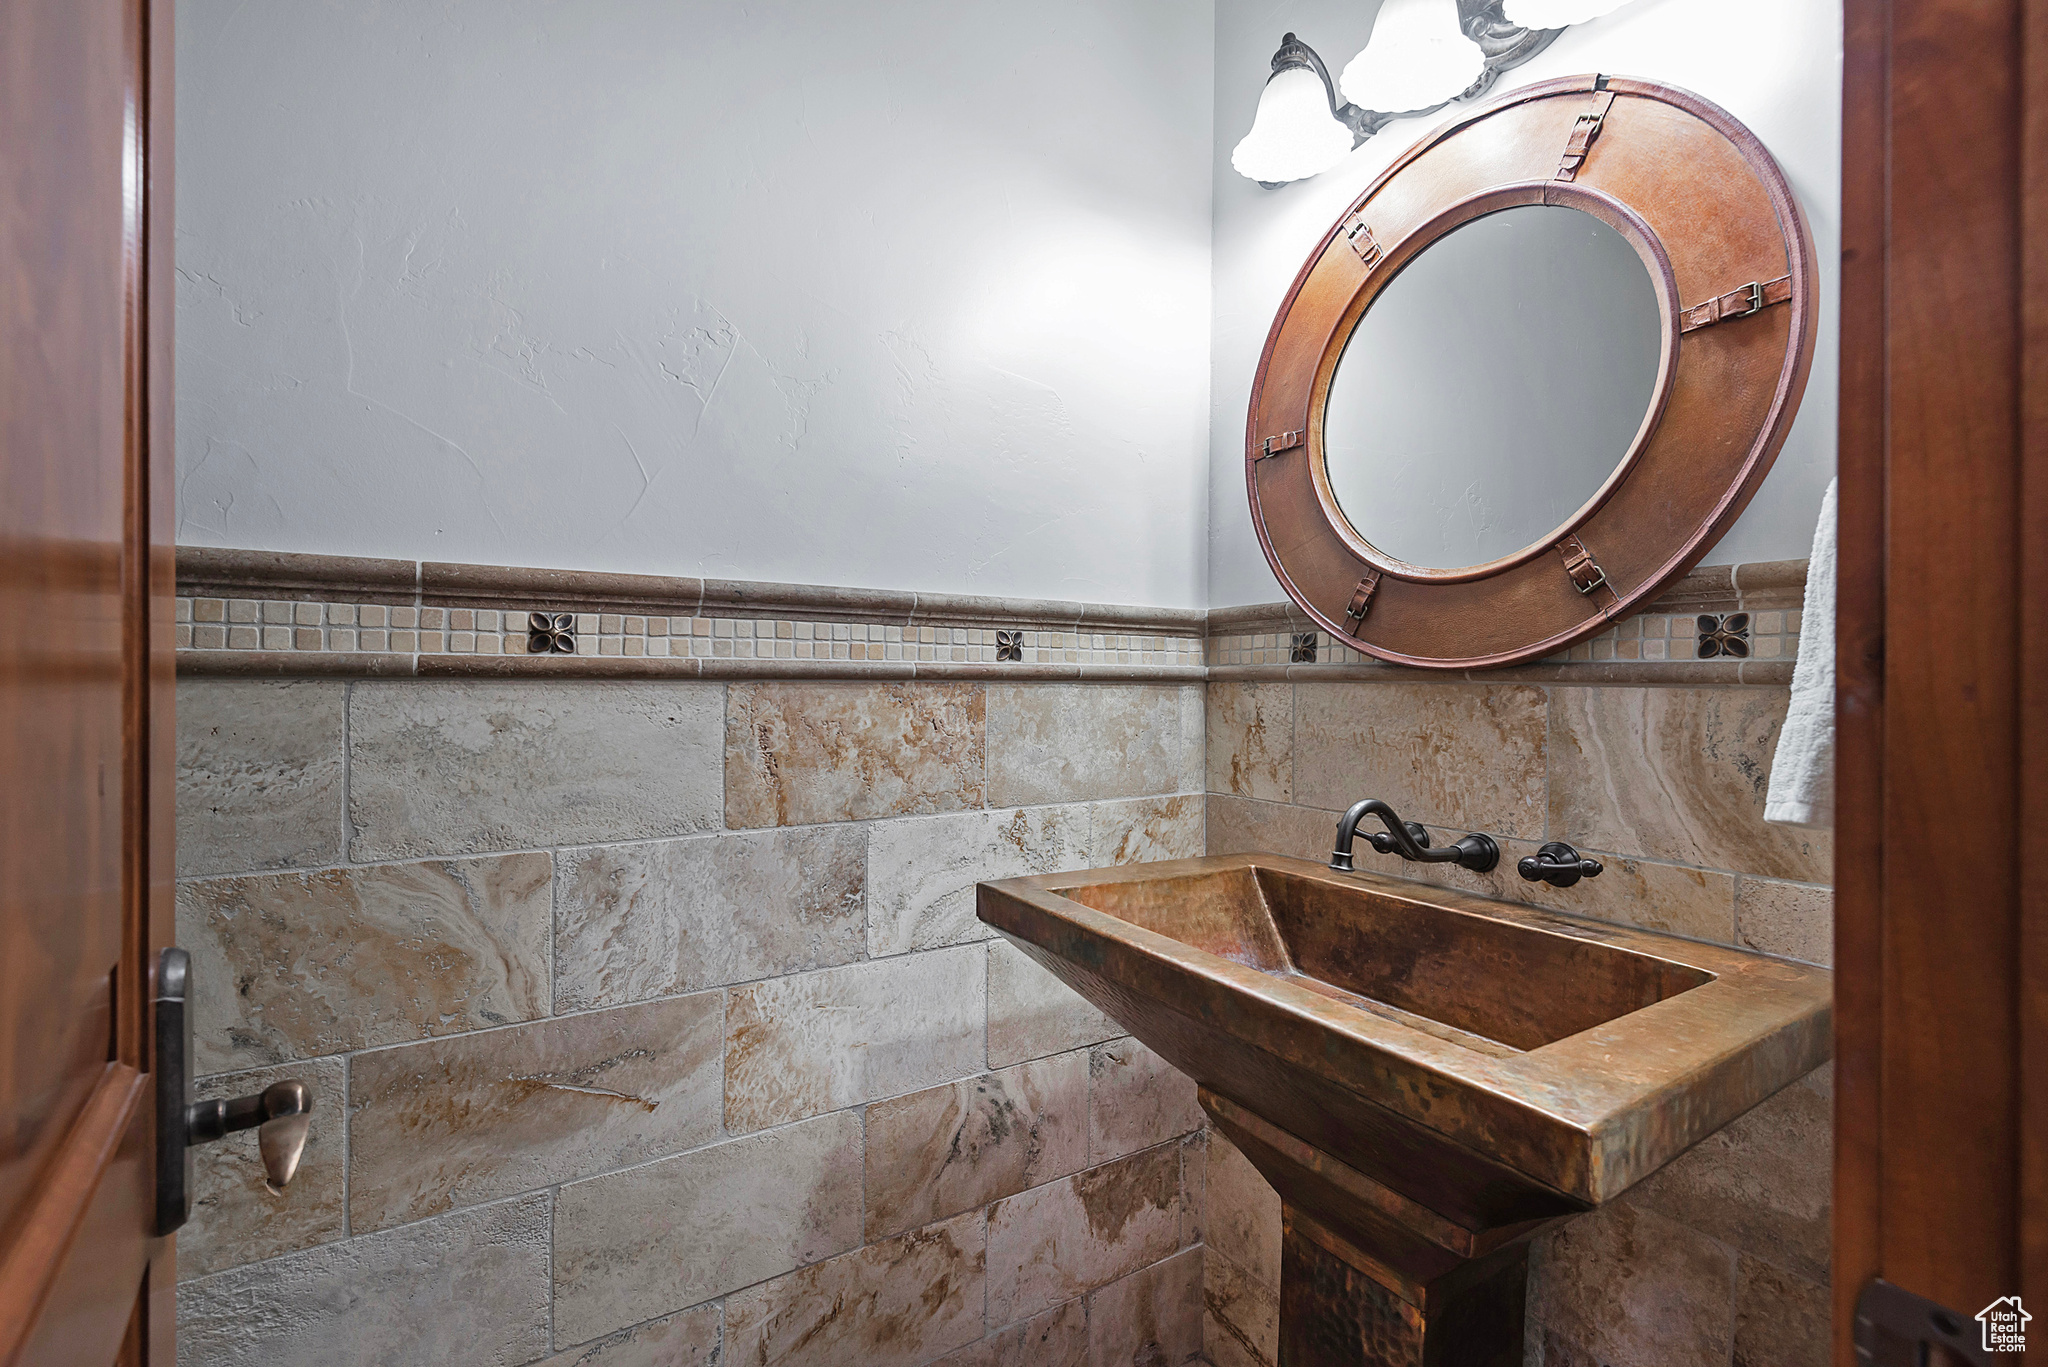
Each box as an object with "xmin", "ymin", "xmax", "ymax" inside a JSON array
[
  {"xmin": 175, "ymin": 597, "xmax": 1206, "ymax": 668},
  {"xmin": 1205, "ymin": 608, "xmax": 1804, "ymax": 669}
]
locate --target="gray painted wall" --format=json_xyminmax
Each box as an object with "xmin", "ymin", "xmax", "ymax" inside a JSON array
[
  {"xmin": 175, "ymin": 0, "xmax": 1216, "ymax": 607},
  {"xmin": 1207, "ymin": 0, "xmax": 1843, "ymax": 606}
]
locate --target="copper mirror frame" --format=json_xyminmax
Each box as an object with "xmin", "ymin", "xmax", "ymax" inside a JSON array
[{"xmin": 1246, "ymin": 74, "xmax": 1818, "ymax": 670}]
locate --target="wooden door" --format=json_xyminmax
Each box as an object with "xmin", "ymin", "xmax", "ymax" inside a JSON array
[
  {"xmin": 1834, "ymin": 0, "xmax": 2047, "ymax": 1359},
  {"xmin": 0, "ymin": 0, "xmax": 176, "ymax": 1363}
]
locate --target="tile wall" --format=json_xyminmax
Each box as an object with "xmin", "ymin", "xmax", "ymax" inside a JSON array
[
  {"xmin": 1200, "ymin": 676, "xmax": 1833, "ymax": 1367},
  {"xmin": 173, "ymin": 677, "xmax": 1210, "ymax": 1367}
]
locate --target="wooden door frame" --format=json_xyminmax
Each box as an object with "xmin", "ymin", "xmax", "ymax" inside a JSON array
[
  {"xmin": 0, "ymin": 0, "xmax": 176, "ymax": 1361},
  {"xmin": 1835, "ymin": 0, "xmax": 2046, "ymax": 1357}
]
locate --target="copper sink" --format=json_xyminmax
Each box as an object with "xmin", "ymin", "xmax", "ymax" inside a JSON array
[{"xmin": 977, "ymin": 853, "xmax": 1831, "ymax": 1367}]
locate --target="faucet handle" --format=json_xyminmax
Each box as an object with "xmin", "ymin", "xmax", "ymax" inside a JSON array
[
  {"xmin": 187, "ymin": 1079, "xmax": 314, "ymax": 1194},
  {"xmin": 1517, "ymin": 841, "xmax": 1604, "ymax": 889}
]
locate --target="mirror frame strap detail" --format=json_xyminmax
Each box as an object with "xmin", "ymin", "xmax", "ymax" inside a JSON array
[{"xmin": 1245, "ymin": 73, "xmax": 1819, "ymax": 670}]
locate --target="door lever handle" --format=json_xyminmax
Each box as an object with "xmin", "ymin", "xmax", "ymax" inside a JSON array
[
  {"xmin": 185, "ymin": 1080, "xmax": 313, "ymax": 1193},
  {"xmin": 155, "ymin": 947, "xmax": 315, "ymax": 1231}
]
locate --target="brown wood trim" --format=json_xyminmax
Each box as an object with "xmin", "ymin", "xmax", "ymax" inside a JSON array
[
  {"xmin": 1246, "ymin": 75, "xmax": 1819, "ymax": 671},
  {"xmin": 0, "ymin": 1066, "xmax": 145, "ymax": 1365},
  {"xmin": 2025, "ymin": 0, "xmax": 2048, "ymax": 1318}
]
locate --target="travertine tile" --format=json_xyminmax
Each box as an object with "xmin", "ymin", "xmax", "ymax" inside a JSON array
[
  {"xmin": 533, "ymin": 1305, "xmax": 723, "ymax": 1367},
  {"xmin": 348, "ymin": 681, "xmax": 723, "ymax": 859},
  {"xmin": 865, "ymin": 1051, "xmax": 1090, "ymax": 1240},
  {"xmin": 1527, "ymin": 1201, "xmax": 1735, "ymax": 1367},
  {"xmin": 866, "ymin": 805, "xmax": 1089, "ymax": 958},
  {"xmin": 553, "ymin": 1110, "xmax": 863, "ymax": 1344},
  {"xmin": 725, "ymin": 947, "xmax": 984, "ymax": 1132},
  {"xmin": 1625, "ymin": 1065, "xmax": 1832, "ymax": 1284},
  {"xmin": 1179, "ymin": 1130, "xmax": 1207, "ymax": 1246},
  {"xmin": 929, "ymin": 1300, "xmax": 1087, "ymax": 1367},
  {"xmin": 1179, "ymin": 684, "xmax": 1207, "ymax": 794},
  {"xmin": 1205, "ymin": 682, "xmax": 1292, "ymax": 802},
  {"xmin": 1293, "ymin": 682, "xmax": 1547, "ymax": 838},
  {"xmin": 1204, "ymin": 796, "xmax": 1332, "ymax": 863},
  {"xmin": 1204, "ymin": 1246, "xmax": 1279, "ymax": 1367},
  {"xmin": 1733, "ymin": 1256, "xmax": 1828, "ymax": 1367},
  {"xmin": 724, "ymin": 1210, "xmax": 987, "ymax": 1367},
  {"xmin": 1204, "ymin": 1130, "xmax": 1281, "ymax": 1291},
  {"xmin": 1088, "ymin": 794, "xmax": 1204, "ymax": 867},
  {"xmin": 1547, "ymin": 686, "xmax": 1832, "ymax": 882},
  {"xmin": 1087, "ymin": 1246, "xmax": 1203, "ymax": 1367},
  {"xmin": 986, "ymin": 1144, "xmax": 1185, "ymax": 1324},
  {"xmin": 347, "ymin": 993, "xmax": 723, "ymax": 1233},
  {"xmin": 1737, "ymin": 879, "xmax": 1833, "ymax": 966},
  {"xmin": 987, "ymin": 684, "xmax": 1194, "ymax": 806},
  {"xmin": 988, "ymin": 938, "xmax": 1123, "ymax": 1069},
  {"xmin": 555, "ymin": 826, "xmax": 866, "ymax": 1011},
  {"xmin": 1088, "ymin": 1039, "xmax": 1202, "ymax": 1164},
  {"xmin": 178, "ymin": 1055, "xmax": 347, "ymax": 1280},
  {"xmin": 726, "ymin": 682, "xmax": 985, "ymax": 827},
  {"xmin": 178, "ymin": 853, "xmax": 551, "ymax": 1073},
  {"xmin": 177, "ymin": 1194, "xmax": 552, "ymax": 1367},
  {"xmin": 177, "ymin": 679, "xmax": 345, "ymax": 877}
]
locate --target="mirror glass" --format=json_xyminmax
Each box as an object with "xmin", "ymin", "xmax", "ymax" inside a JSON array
[{"xmin": 1322, "ymin": 205, "xmax": 1664, "ymax": 571}]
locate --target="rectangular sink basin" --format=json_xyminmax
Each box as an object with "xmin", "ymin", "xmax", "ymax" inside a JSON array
[{"xmin": 978, "ymin": 853, "xmax": 1831, "ymax": 1231}]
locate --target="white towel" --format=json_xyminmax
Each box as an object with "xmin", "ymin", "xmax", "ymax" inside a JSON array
[{"xmin": 1765, "ymin": 477, "xmax": 1836, "ymax": 827}]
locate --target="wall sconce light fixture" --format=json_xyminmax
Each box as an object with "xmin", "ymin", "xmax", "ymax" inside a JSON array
[{"xmin": 1235, "ymin": 0, "xmax": 1638, "ymax": 186}]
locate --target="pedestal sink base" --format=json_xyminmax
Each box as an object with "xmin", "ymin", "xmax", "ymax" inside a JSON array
[
  {"xmin": 1202, "ymin": 1087, "xmax": 1560, "ymax": 1367},
  {"xmin": 1281, "ymin": 1213, "xmax": 1529, "ymax": 1367}
]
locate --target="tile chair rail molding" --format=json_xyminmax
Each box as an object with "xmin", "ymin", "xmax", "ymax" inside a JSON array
[{"xmin": 173, "ymin": 547, "xmax": 1808, "ymax": 687}]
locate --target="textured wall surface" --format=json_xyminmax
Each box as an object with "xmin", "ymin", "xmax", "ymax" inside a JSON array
[
  {"xmin": 174, "ymin": 677, "xmax": 1211, "ymax": 1367},
  {"xmin": 1206, "ymin": 0, "xmax": 1844, "ymax": 606},
  {"xmin": 1203, "ymin": 675, "xmax": 1833, "ymax": 1367},
  {"xmin": 174, "ymin": 0, "xmax": 1216, "ymax": 608}
]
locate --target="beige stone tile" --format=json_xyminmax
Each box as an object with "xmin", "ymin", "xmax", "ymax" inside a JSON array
[
  {"xmin": 178, "ymin": 1056, "xmax": 347, "ymax": 1281},
  {"xmin": 348, "ymin": 681, "xmax": 723, "ymax": 859},
  {"xmin": 178, "ymin": 854, "xmax": 551, "ymax": 1073},
  {"xmin": 1625, "ymin": 1064, "xmax": 1832, "ymax": 1284},
  {"xmin": 1535, "ymin": 1326, "xmax": 1602, "ymax": 1367},
  {"xmin": 1088, "ymin": 1039, "xmax": 1202, "ymax": 1164},
  {"xmin": 725, "ymin": 1210, "xmax": 987, "ymax": 1367},
  {"xmin": 988, "ymin": 938, "xmax": 1123, "ymax": 1069},
  {"xmin": 866, "ymin": 805, "xmax": 1090, "ymax": 957},
  {"xmin": 1737, "ymin": 879, "xmax": 1834, "ymax": 966},
  {"xmin": 1204, "ymin": 1246, "xmax": 1279, "ymax": 1367},
  {"xmin": 987, "ymin": 684, "xmax": 1194, "ymax": 806},
  {"xmin": 726, "ymin": 682, "xmax": 985, "ymax": 828},
  {"xmin": 1293, "ymin": 682, "xmax": 1548, "ymax": 838},
  {"xmin": 1527, "ymin": 1201, "xmax": 1735, "ymax": 1367},
  {"xmin": 1405, "ymin": 828, "xmax": 1739, "ymax": 945},
  {"xmin": 1179, "ymin": 684, "xmax": 1207, "ymax": 794},
  {"xmin": 1205, "ymin": 682, "xmax": 1292, "ymax": 802},
  {"xmin": 865, "ymin": 1051, "xmax": 1089, "ymax": 1241},
  {"xmin": 1733, "ymin": 1256, "xmax": 1828, "ymax": 1367},
  {"xmin": 1204, "ymin": 1130, "xmax": 1281, "ymax": 1291},
  {"xmin": 556, "ymin": 826, "xmax": 865, "ymax": 1011},
  {"xmin": 553, "ymin": 1110, "xmax": 863, "ymax": 1344},
  {"xmin": 176, "ymin": 1194, "xmax": 552, "ymax": 1367},
  {"xmin": 1547, "ymin": 686, "xmax": 1832, "ymax": 882},
  {"xmin": 1088, "ymin": 794, "xmax": 1204, "ymax": 867},
  {"xmin": 1179, "ymin": 1130, "xmax": 1207, "ymax": 1247},
  {"xmin": 987, "ymin": 1144, "xmax": 1185, "ymax": 1324},
  {"xmin": 347, "ymin": 993, "xmax": 722, "ymax": 1233},
  {"xmin": 726, "ymin": 947, "xmax": 985, "ymax": 1132},
  {"xmin": 1088, "ymin": 1246, "xmax": 1203, "ymax": 1367},
  {"xmin": 929, "ymin": 1300, "xmax": 1087, "ymax": 1367},
  {"xmin": 177, "ymin": 679, "xmax": 345, "ymax": 877},
  {"xmin": 1204, "ymin": 795, "xmax": 1332, "ymax": 862},
  {"xmin": 533, "ymin": 1304, "xmax": 723, "ymax": 1367}
]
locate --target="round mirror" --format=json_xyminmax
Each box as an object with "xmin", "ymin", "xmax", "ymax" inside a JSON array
[{"xmin": 1321, "ymin": 204, "xmax": 1664, "ymax": 572}]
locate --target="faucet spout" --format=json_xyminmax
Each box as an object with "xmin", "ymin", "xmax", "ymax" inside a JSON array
[{"xmin": 1330, "ymin": 798, "xmax": 1499, "ymax": 874}]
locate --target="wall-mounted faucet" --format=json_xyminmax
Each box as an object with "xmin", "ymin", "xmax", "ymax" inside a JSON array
[{"xmin": 1329, "ymin": 798, "xmax": 1499, "ymax": 874}]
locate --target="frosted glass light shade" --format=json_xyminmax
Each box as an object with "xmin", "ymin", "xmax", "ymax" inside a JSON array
[
  {"xmin": 1232, "ymin": 65, "xmax": 1355, "ymax": 184},
  {"xmin": 1339, "ymin": 0, "xmax": 1485, "ymax": 115},
  {"xmin": 1501, "ymin": 0, "xmax": 1635, "ymax": 26}
]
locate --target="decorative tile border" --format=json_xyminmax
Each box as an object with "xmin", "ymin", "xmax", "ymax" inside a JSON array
[{"xmin": 173, "ymin": 548, "xmax": 1807, "ymax": 685}]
